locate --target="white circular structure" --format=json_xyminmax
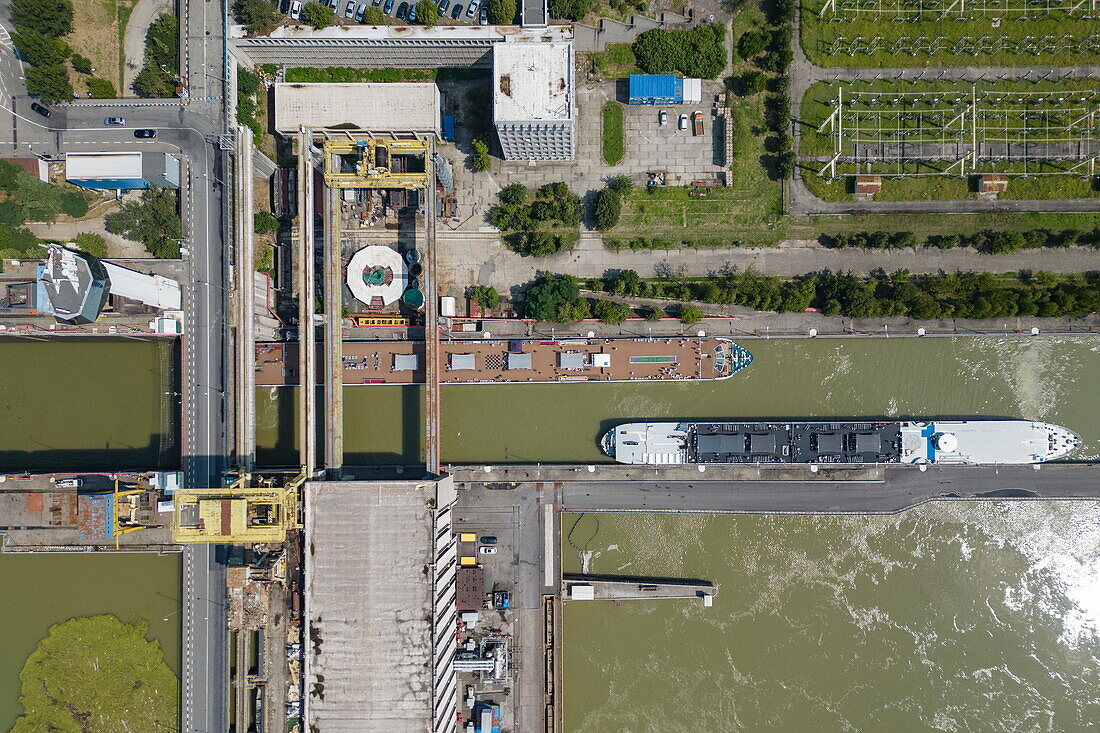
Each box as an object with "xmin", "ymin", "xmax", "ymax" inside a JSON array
[
  {"xmin": 346, "ymin": 246, "xmax": 408, "ymax": 307},
  {"xmin": 935, "ymin": 433, "xmax": 959, "ymax": 452}
]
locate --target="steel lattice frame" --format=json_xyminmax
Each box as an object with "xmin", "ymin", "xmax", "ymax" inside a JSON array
[{"xmin": 816, "ymin": 86, "xmax": 1100, "ymax": 178}]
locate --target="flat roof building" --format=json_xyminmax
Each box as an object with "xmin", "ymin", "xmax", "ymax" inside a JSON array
[
  {"xmin": 493, "ymin": 41, "xmax": 574, "ymax": 161},
  {"xmin": 65, "ymin": 152, "xmax": 179, "ymax": 190},
  {"xmin": 38, "ymin": 244, "xmax": 109, "ymax": 323},
  {"xmin": 273, "ymin": 82, "xmax": 441, "ymax": 136}
]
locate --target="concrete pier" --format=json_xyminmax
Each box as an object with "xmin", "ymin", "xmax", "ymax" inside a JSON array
[{"xmin": 563, "ymin": 574, "xmax": 717, "ymax": 602}]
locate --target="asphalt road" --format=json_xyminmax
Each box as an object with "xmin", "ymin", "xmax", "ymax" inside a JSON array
[{"xmin": 561, "ymin": 465, "xmax": 1100, "ymax": 514}]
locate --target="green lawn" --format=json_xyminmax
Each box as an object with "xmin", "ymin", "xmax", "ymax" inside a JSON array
[
  {"xmin": 613, "ymin": 184, "xmax": 786, "ymax": 246},
  {"xmin": 284, "ymin": 67, "xmax": 487, "ymax": 83},
  {"xmin": 601, "ymin": 101, "xmax": 624, "ymax": 165},
  {"xmin": 800, "ymin": 0, "xmax": 1100, "ymax": 67}
]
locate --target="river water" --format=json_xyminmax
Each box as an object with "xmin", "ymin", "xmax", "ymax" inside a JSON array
[
  {"xmin": 256, "ymin": 336, "xmax": 1100, "ymax": 464},
  {"xmin": 0, "ymin": 336, "xmax": 180, "ymax": 473},
  {"xmin": 0, "ymin": 551, "xmax": 181, "ymax": 730},
  {"xmin": 561, "ymin": 505, "xmax": 1100, "ymax": 731}
]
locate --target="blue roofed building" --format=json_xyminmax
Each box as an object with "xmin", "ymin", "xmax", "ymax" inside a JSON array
[{"xmin": 65, "ymin": 152, "xmax": 180, "ymax": 190}]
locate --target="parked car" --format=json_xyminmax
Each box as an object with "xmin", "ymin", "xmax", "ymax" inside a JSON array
[
  {"xmin": 355, "ymin": 2, "xmax": 366, "ymax": 20},
  {"xmin": 479, "ymin": 5, "xmax": 487, "ymax": 23},
  {"xmin": 343, "ymin": 0, "xmax": 356, "ymax": 16},
  {"xmin": 55, "ymin": 478, "xmax": 83, "ymax": 488},
  {"xmin": 395, "ymin": 1, "xmax": 409, "ymax": 17},
  {"xmin": 678, "ymin": 113, "xmax": 688, "ymax": 131},
  {"xmin": 384, "ymin": 0, "xmax": 394, "ymax": 11},
  {"xmin": 30, "ymin": 102, "xmax": 50, "ymax": 117},
  {"xmin": 466, "ymin": 0, "xmax": 478, "ymax": 16},
  {"xmin": 450, "ymin": 3, "xmax": 462, "ymax": 16},
  {"xmin": 372, "ymin": 0, "xmax": 382, "ymax": 6},
  {"xmin": 289, "ymin": 0, "xmax": 303, "ymax": 17},
  {"xmin": 693, "ymin": 110, "xmax": 704, "ymax": 136},
  {"xmin": 658, "ymin": 109, "xmax": 667, "ymax": 126},
  {"xmin": 104, "ymin": 116, "xmax": 124, "ymax": 126},
  {"xmin": 479, "ymin": 545, "xmax": 498, "ymax": 555},
  {"xmin": 437, "ymin": 0, "xmax": 449, "ymax": 13},
  {"xmin": 480, "ymin": 535, "xmax": 498, "ymax": 544},
  {"xmin": 134, "ymin": 129, "xmax": 157, "ymax": 138},
  {"xmin": 407, "ymin": 1, "xmax": 416, "ymax": 21}
]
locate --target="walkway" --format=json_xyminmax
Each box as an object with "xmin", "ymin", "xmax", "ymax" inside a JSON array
[{"xmin": 122, "ymin": 0, "xmax": 172, "ymax": 95}]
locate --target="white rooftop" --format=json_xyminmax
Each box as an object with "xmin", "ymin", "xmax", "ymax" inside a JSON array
[
  {"xmin": 273, "ymin": 83, "xmax": 440, "ymax": 133},
  {"xmin": 346, "ymin": 245, "xmax": 408, "ymax": 307},
  {"xmin": 66, "ymin": 152, "xmax": 142, "ymax": 179},
  {"xmin": 493, "ymin": 41, "xmax": 573, "ymax": 122}
]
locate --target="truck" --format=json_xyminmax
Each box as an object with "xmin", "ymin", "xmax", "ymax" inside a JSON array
[{"xmin": 693, "ymin": 111, "xmax": 704, "ymax": 136}]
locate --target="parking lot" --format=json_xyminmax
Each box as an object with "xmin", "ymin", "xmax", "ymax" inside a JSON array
[{"xmin": 279, "ymin": 0, "xmax": 488, "ymax": 25}]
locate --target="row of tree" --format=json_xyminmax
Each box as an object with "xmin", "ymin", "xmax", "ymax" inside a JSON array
[
  {"xmin": 132, "ymin": 14, "xmax": 179, "ymax": 98},
  {"xmin": 590, "ymin": 268, "xmax": 1100, "ymax": 320},
  {"xmin": 490, "ymin": 182, "xmax": 583, "ymax": 256},
  {"xmin": 12, "ymin": 0, "xmax": 77, "ymax": 103},
  {"xmin": 824, "ymin": 228, "xmax": 1100, "ymax": 253}
]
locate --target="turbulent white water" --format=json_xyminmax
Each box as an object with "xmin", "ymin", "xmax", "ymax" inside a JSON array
[{"xmin": 563, "ymin": 503, "xmax": 1100, "ymax": 732}]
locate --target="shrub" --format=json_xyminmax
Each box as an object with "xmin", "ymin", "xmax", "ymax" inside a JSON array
[
  {"xmin": 760, "ymin": 27, "xmax": 793, "ymax": 72},
  {"xmin": 237, "ymin": 0, "xmax": 280, "ymax": 35},
  {"xmin": 499, "ymin": 183, "xmax": 529, "ymax": 205},
  {"xmin": 772, "ymin": 0, "xmax": 795, "ymax": 23},
  {"xmin": 468, "ymin": 285, "xmax": 500, "ymax": 309},
  {"xmin": 302, "ymin": 1, "xmax": 333, "ymax": 28},
  {"xmin": 601, "ymin": 101, "xmax": 624, "ymax": 165},
  {"xmin": 524, "ymin": 273, "xmax": 589, "ymax": 321},
  {"xmin": 85, "ymin": 77, "xmax": 117, "ymax": 98},
  {"xmin": 25, "ymin": 64, "xmax": 72, "ymax": 104},
  {"xmin": 73, "ymin": 232, "xmax": 107, "ymax": 258},
  {"xmin": 738, "ymin": 70, "xmax": 767, "ymax": 96},
  {"xmin": 489, "ymin": 0, "xmax": 516, "ymax": 23},
  {"xmin": 254, "ymin": 211, "xmax": 279, "ymax": 234},
  {"xmin": 645, "ymin": 306, "xmax": 664, "ymax": 321},
  {"xmin": 133, "ymin": 66, "xmax": 173, "ymax": 97},
  {"xmin": 607, "ymin": 175, "xmax": 632, "ymax": 194},
  {"xmin": 417, "ymin": 0, "xmax": 438, "ymax": 23},
  {"xmin": 593, "ymin": 299, "xmax": 631, "ymax": 324},
  {"xmin": 776, "ymin": 150, "xmax": 796, "ymax": 179},
  {"xmin": 549, "ymin": 0, "xmax": 591, "ymax": 20},
  {"xmin": 70, "ymin": 53, "xmax": 92, "ymax": 74},
  {"xmin": 364, "ymin": 5, "xmax": 385, "ymax": 21},
  {"xmin": 593, "ymin": 188, "xmax": 622, "ymax": 231},
  {"xmin": 471, "ymin": 137, "xmax": 490, "ymax": 172},
  {"xmin": 11, "ymin": 0, "xmax": 73, "ymax": 37}
]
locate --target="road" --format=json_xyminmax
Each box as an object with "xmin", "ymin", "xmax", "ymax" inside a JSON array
[
  {"xmin": 0, "ymin": 0, "xmax": 231, "ymax": 727},
  {"xmin": 559, "ymin": 465, "xmax": 1100, "ymax": 514}
]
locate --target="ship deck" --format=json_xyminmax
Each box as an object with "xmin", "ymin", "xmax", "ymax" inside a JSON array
[
  {"xmin": 255, "ymin": 337, "xmax": 748, "ymax": 386},
  {"xmin": 689, "ymin": 422, "xmax": 903, "ymax": 464}
]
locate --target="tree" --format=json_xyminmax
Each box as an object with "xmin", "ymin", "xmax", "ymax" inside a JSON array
[
  {"xmin": 58, "ymin": 189, "xmax": 88, "ymax": 217},
  {"xmin": 70, "ymin": 52, "xmax": 92, "ymax": 74},
  {"xmin": 632, "ymin": 25, "xmax": 727, "ymax": 79},
  {"xmin": 489, "ymin": 0, "xmax": 516, "ymax": 23},
  {"xmin": 73, "ymin": 232, "xmax": 107, "ymax": 258},
  {"xmin": 499, "ymin": 183, "xmax": 529, "ymax": 205},
  {"xmin": 132, "ymin": 66, "xmax": 174, "ymax": 97},
  {"xmin": 25, "ymin": 65, "xmax": 72, "ymax": 104},
  {"xmin": 106, "ymin": 188, "xmax": 182, "ymax": 258},
  {"xmin": 679, "ymin": 304, "xmax": 703, "ymax": 326},
  {"xmin": 364, "ymin": 5, "xmax": 385, "ymax": 22},
  {"xmin": 593, "ymin": 188, "xmax": 622, "ymax": 231},
  {"xmin": 237, "ymin": 0, "xmax": 280, "ymax": 36},
  {"xmin": 145, "ymin": 14, "xmax": 179, "ymax": 75},
  {"xmin": 645, "ymin": 306, "xmax": 664, "ymax": 321},
  {"xmin": 417, "ymin": 0, "xmax": 437, "ymax": 24},
  {"xmin": 593, "ymin": 299, "xmax": 631, "ymax": 324},
  {"xmin": 737, "ymin": 29, "xmax": 769, "ymax": 59},
  {"xmin": 524, "ymin": 273, "xmax": 588, "ymax": 321},
  {"xmin": 86, "ymin": 77, "xmax": 117, "ymax": 98},
  {"xmin": 13, "ymin": 29, "xmax": 70, "ymax": 67},
  {"xmin": 254, "ymin": 211, "xmax": 279, "ymax": 234},
  {"xmin": 11, "ymin": 0, "xmax": 73, "ymax": 38},
  {"xmin": 302, "ymin": 1, "xmax": 332, "ymax": 27},
  {"xmin": 738, "ymin": 70, "xmax": 767, "ymax": 96}
]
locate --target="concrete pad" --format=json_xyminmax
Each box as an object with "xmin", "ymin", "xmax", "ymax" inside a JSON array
[{"xmin": 305, "ymin": 480, "xmax": 435, "ymax": 731}]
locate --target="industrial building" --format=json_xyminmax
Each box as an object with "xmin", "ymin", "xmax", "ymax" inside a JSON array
[
  {"xmin": 65, "ymin": 152, "xmax": 180, "ymax": 190},
  {"xmin": 627, "ymin": 74, "xmax": 703, "ymax": 105},
  {"xmin": 493, "ymin": 41, "xmax": 575, "ymax": 161},
  {"xmin": 273, "ymin": 82, "xmax": 441, "ymax": 137},
  {"xmin": 38, "ymin": 244, "xmax": 110, "ymax": 323}
]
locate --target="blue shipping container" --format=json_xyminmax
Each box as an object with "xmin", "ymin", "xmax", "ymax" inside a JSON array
[
  {"xmin": 628, "ymin": 74, "xmax": 683, "ymax": 105},
  {"xmin": 442, "ymin": 115, "xmax": 456, "ymax": 142}
]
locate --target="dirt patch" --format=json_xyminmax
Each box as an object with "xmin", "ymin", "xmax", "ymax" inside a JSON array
[{"xmin": 68, "ymin": 0, "xmax": 136, "ymax": 94}]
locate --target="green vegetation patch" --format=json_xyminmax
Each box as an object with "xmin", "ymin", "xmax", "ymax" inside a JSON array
[
  {"xmin": 601, "ymin": 101, "xmax": 624, "ymax": 166},
  {"xmin": 800, "ymin": 0, "xmax": 1100, "ymax": 68},
  {"xmin": 106, "ymin": 188, "xmax": 182, "ymax": 258},
  {"xmin": 11, "ymin": 614, "xmax": 178, "ymax": 733},
  {"xmin": 585, "ymin": 43, "xmax": 641, "ymax": 78},
  {"xmin": 490, "ymin": 182, "xmax": 581, "ymax": 256},
  {"xmin": 132, "ymin": 12, "xmax": 178, "ymax": 98},
  {"xmin": 615, "ymin": 182, "xmax": 785, "ymax": 246},
  {"xmin": 632, "ymin": 24, "xmax": 727, "ymax": 79},
  {"xmin": 283, "ymin": 66, "xmax": 487, "ymax": 83}
]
